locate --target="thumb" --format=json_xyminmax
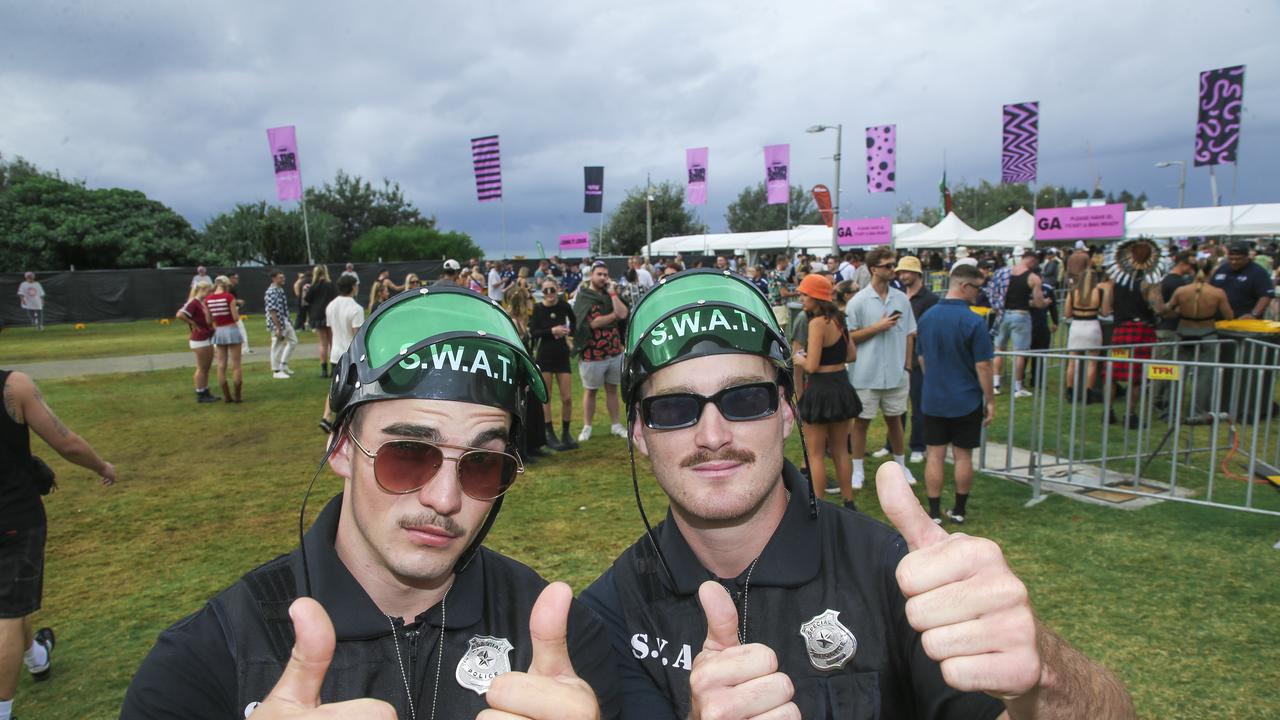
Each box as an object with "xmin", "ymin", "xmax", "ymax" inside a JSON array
[
  {"xmin": 264, "ymin": 597, "xmax": 336, "ymax": 709},
  {"xmin": 875, "ymin": 461, "xmax": 948, "ymax": 552},
  {"xmin": 528, "ymin": 582, "xmax": 577, "ymax": 678},
  {"xmin": 698, "ymin": 581, "xmax": 740, "ymax": 652}
]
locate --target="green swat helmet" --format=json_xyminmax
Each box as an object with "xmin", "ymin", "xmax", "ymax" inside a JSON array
[
  {"xmin": 623, "ymin": 269, "xmax": 791, "ymax": 406},
  {"xmin": 328, "ymin": 285, "xmax": 547, "ymax": 427}
]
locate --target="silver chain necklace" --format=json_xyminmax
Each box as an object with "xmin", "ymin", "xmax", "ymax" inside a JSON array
[
  {"xmin": 736, "ymin": 488, "xmax": 787, "ymax": 644},
  {"xmin": 737, "ymin": 556, "xmax": 760, "ymax": 645},
  {"xmin": 386, "ymin": 586, "xmax": 450, "ymax": 720}
]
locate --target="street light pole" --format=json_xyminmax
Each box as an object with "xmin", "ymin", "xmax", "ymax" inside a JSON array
[
  {"xmin": 1155, "ymin": 160, "xmax": 1187, "ymax": 208},
  {"xmin": 645, "ymin": 173, "xmax": 653, "ymax": 266},
  {"xmin": 806, "ymin": 123, "xmax": 843, "ymax": 256}
]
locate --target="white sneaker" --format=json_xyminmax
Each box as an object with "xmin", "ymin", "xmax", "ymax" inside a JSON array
[
  {"xmin": 1014, "ymin": 389, "xmax": 1033, "ymax": 399},
  {"xmin": 901, "ymin": 466, "xmax": 918, "ymax": 486},
  {"xmin": 851, "ymin": 472, "xmax": 865, "ymax": 490},
  {"xmin": 993, "ymin": 386, "xmax": 1002, "ymax": 396},
  {"xmin": 273, "ymin": 371, "xmax": 291, "ymax": 379},
  {"xmin": 871, "ymin": 448, "xmax": 891, "ymax": 459},
  {"xmin": 577, "ymin": 425, "xmax": 593, "ymax": 442},
  {"xmin": 281, "ymin": 365, "xmax": 295, "ymax": 376},
  {"xmin": 610, "ymin": 423, "xmax": 627, "ymax": 439},
  {"xmin": 909, "ymin": 451, "xmax": 924, "ymax": 463}
]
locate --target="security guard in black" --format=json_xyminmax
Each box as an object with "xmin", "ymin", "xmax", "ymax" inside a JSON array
[
  {"xmin": 121, "ymin": 494, "xmax": 619, "ymax": 719},
  {"xmin": 581, "ymin": 461, "xmax": 1003, "ymax": 719}
]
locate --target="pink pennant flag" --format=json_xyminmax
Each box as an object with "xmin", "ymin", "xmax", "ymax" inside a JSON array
[
  {"xmin": 686, "ymin": 147, "xmax": 708, "ymax": 205},
  {"xmin": 266, "ymin": 126, "xmax": 302, "ymax": 201},
  {"xmin": 764, "ymin": 144, "xmax": 790, "ymax": 205}
]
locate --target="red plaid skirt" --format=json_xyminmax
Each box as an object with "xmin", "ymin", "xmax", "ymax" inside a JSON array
[{"xmin": 1109, "ymin": 321, "xmax": 1156, "ymax": 383}]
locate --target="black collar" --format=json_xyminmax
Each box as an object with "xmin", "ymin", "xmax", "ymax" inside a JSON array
[
  {"xmin": 656, "ymin": 460, "xmax": 821, "ymax": 596},
  {"xmin": 290, "ymin": 494, "xmax": 486, "ymax": 639}
]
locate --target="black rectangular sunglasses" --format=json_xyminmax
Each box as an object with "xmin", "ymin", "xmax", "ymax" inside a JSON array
[{"xmin": 640, "ymin": 381, "xmax": 780, "ymax": 430}]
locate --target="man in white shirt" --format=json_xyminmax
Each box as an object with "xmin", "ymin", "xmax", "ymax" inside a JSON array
[
  {"xmin": 320, "ymin": 275, "xmax": 364, "ymax": 432},
  {"xmin": 487, "ymin": 262, "xmax": 505, "ymax": 302},
  {"xmin": 16, "ymin": 273, "xmax": 45, "ymax": 331},
  {"xmin": 629, "ymin": 256, "xmax": 654, "ymax": 289}
]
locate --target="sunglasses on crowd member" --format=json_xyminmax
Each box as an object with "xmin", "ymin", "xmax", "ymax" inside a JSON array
[
  {"xmin": 874, "ymin": 262, "xmax": 896, "ymax": 270},
  {"xmin": 345, "ymin": 428, "xmax": 524, "ymax": 500},
  {"xmin": 640, "ymin": 381, "xmax": 780, "ymax": 430}
]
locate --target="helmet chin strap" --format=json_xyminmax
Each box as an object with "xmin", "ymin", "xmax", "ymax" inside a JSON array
[{"xmin": 626, "ymin": 411, "xmax": 678, "ymax": 590}]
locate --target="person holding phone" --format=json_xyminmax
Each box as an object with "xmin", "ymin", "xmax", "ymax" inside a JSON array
[{"xmin": 846, "ymin": 247, "xmax": 918, "ymax": 495}]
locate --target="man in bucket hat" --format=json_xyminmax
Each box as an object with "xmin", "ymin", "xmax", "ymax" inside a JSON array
[
  {"xmin": 581, "ymin": 269, "xmax": 1134, "ymax": 719},
  {"xmin": 124, "ymin": 285, "xmax": 616, "ymax": 719}
]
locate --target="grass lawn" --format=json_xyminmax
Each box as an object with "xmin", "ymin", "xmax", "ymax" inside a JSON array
[
  {"xmin": 0, "ymin": 319, "xmax": 311, "ymax": 366},
  {"xmin": 10, "ymin": 362, "xmax": 1279, "ymax": 718}
]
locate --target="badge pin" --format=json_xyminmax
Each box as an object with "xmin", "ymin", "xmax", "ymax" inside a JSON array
[
  {"xmin": 799, "ymin": 609, "xmax": 857, "ymax": 670},
  {"xmin": 455, "ymin": 635, "xmax": 514, "ymax": 695}
]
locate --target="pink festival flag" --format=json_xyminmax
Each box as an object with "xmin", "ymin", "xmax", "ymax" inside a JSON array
[
  {"xmin": 837, "ymin": 217, "xmax": 893, "ymax": 247},
  {"xmin": 686, "ymin": 147, "xmax": 708, "ymax": 205},
  {"xmin": 763, "ymin": 144, "xmax": 790, "ymax": 205},
  {"xmin": 266, "ymin": 126, "xmax": 302, "ymax": 201}
]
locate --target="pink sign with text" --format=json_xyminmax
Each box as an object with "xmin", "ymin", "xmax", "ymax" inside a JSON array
[
  {"xmin": 1034, "ymin": 204, "xmax": 1126, "ymax": 241},
  {"xmin": 558, "ymin": 233, "xmax": 590, "ymax": 253},
  {"xmin": 266, "ymin": 126, "xmax": 302, "ymax": 201},
  {"xmin": 837, "ymin": 217, "xmax": 892, "ymax": 247}
]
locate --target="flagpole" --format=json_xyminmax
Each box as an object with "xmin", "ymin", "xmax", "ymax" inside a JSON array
[
  {"xmin": 300, "ymin": 193, "xmax": 314, "ymax": 266},
  {"xmin": 500, "ymin": 198, "xmax": 508, "ymax": 259}
]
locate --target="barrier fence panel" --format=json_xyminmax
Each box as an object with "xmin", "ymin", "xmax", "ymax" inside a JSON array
[{"xmin": 980, "ymin": 335, "xmax": 1280, "ymax": 535}]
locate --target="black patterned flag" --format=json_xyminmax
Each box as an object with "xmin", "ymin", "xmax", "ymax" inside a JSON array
[
  {"xmin": 584, "ymin": 166, "xmax": 604, "ymax": 213},
  {"xmin": 865, "ymin": 125, "xmax": 896, "ymax": 193},
  {"xmin": 1194, "ymin": 65, "xmax": 1245, "ymax": 166},
  {"xmin": 470, "ymin": 135, "xmax": 502, "ymax": 202},
  {"xmin": 1001, "ymin": 102, "xmax": 1038, "ymax": 184}
]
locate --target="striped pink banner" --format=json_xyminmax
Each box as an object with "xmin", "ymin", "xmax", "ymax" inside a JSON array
[{"xmin": 471, "ymin": 135, "xmax": 502, "ymax": 202}]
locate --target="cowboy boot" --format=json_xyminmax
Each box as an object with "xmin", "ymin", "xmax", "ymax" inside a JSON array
[
  {"xmin": 220, "ymin": 382, "xmax": 232, "ymax": 403},
  {"xmin": 233, "ymin": 381, "xmax": 243, "ymax": 403}
]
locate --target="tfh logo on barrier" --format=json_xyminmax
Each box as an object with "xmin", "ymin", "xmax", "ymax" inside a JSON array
[{"xmin": 1146, "ymin": 364, "xmax": 1181, "ymax": 381}]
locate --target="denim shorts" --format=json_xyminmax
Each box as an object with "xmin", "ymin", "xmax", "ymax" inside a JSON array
[{"xmin": 995, "ymin": 310, "xmax": 1032, "ymax": 351}]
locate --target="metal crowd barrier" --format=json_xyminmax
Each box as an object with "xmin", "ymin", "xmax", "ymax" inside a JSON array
[{"xmin": 980, "ymin": 335, "xmax": 1280, "ymax": 542}]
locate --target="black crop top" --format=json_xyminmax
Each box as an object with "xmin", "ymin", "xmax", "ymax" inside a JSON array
[{"xmin": 818, "ymin": 328, "xmax": 849, "ymax": 365}]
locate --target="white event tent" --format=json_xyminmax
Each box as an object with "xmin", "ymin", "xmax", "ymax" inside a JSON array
[
  {"xmin": 648, "ymin": 203, "xmax": 1280, "ymax": 258},
  {"xmin": 650, "ymin": 223, "xmax": 929, "ymax": 256},
  {"xmin": 1123, "ymin": 204, "xmax": 1280, "ymax": 238},
  {"xmin": 893, "ymin": 213, "xmax": 988, "ymax": 250}
]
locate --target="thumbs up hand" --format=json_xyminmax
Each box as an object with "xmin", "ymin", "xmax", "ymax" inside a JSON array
[
  {"xmin": 252, "ymin": 597, "xmax": 397, "ymax": 719},
  {"xmin": 480, "ymin": 582, "xmax": 599, "ymax": 720},
  {"xmin": 688, "ymin": 582, "xmax": 798, "ymax": 720},
  {"xmin": 875, "ymin": 462, "xmax": 1041, "ymax": 700}
]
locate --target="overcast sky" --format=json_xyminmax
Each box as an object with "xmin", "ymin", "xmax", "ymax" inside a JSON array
[{"xmin": 2, "ymin": 0, "xmax": 1277, "ymax": 257}]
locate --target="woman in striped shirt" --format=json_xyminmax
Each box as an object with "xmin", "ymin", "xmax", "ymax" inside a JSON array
[{"xmin": 206, "ymin": 276, "xmax": 244, "ymax": 403}]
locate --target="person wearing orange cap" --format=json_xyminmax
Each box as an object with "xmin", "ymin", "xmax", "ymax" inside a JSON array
[{"xmin": 793, "ymin": 273, "xmax": 860, "ymax": 506}]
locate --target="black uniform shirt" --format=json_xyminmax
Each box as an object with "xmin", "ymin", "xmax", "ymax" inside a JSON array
[
  {"xmin": 581, "ymin": 462, "xmax": 1005, "ymax": 719},
  {"xmin": 1210, "ymin": 260, "xmax": 1275, "ymax": 317},
  {"xmin": 122, "ymin": 494, "xmax": 619, "ymax": 719}
]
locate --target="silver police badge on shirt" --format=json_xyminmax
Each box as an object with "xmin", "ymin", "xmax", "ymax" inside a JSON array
[
  {"xmin": 455, "ymin": 635, "xmax": 513, "ymax": 694},
  {"xmin": 799, "ymin": 609, "xmax": 857, "ymax": 670}
]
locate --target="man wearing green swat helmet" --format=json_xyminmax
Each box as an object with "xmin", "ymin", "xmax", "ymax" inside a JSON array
[
  {"xmin": 124, "ymin": 286, "xmax": 617, "ymax": 720},
  {"xmin": 581, "ymin": 269, "xmax": 1133, "ymax": 719}
]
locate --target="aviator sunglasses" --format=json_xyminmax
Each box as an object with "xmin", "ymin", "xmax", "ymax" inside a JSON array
[
  {"xmin": 640, "ymin": 381, "xmax": 780, "ymax": 430},
  {"xmin": 345, "ymin": 428, "xmax": 524, "ymax": 500}
]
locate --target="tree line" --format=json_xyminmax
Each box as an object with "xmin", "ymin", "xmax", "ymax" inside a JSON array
[{"xmin": 0, "ymin": 154, "xmax": 482, "ymax": 271}]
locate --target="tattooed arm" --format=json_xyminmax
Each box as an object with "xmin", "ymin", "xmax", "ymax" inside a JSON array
[{"xmin": 5, "ymin": 372, "xmax": 116, "ymax": 485}]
